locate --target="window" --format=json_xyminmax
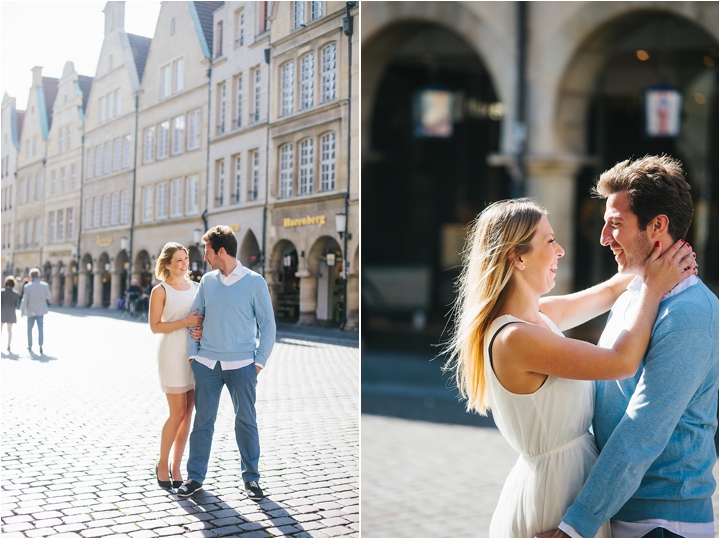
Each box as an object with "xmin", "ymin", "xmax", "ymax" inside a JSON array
[
  {"xmin": 259, "ymin": 1, "xmax": 268, "ymax": 32},
  {"xmin": 33, "ymin": 136, "xmax": 38, "ymax": 156},
  {"xmin": 281, "ymin": 62, "xmax": 295, "ymax": 116},
  {"xmin": 311, "ymin": 1, "xmax": 323, "ymax": 20},
  {"xmin": 93, "ymin": 197, "xmax": 101, "ymax": 228},
  {"xmin": 123, "ymin": 135, "xmax": 131, "ymax": 168},
  {"xmin": 106, "ymin": 92, "xmax": 113, "ymax": 119},
  {"xmin": 156, "ymin": 183, "xmax": 167, "ymax": 220},
  {"xmin": 235, "ymin": 75, "xmax": 243, "ymax": 128},
  {"xmin": 66, "ymin": 125, "xmax": 71, "ymax": 150},
  {"xmin": 113, "ymin": 138, "xmax": 122, "ymax": 171},
  {"xmin": 320, "ymin": 132, "xmax": 336, "ymax": 191},
  {"xmin": 144, "ymin": 126, "xmax": 155, "ymax": 162},
  {"xmin": 301, "ymin": 53, "xmax": 314, "ymax": 110},
  {"xmin": 29, "ymin": 175, "xmax": 36, "ymax": 201},
  {"xmin": 104, "ymin": 142, "xmax": 112, "ymax": 174},
  {"xmin": 293, "ymin": 1, "xmax": 305, "ymax": 29},
  {"xmin": 34, "ymin": 218, "xmax": 40, "ymax": 247},
  {"xmin": 252, "ymin": 68, "xmax": 261, "ymax": 123},
  {"xmin": 36, "ymin": 174, "xmax": 42, "ymax": 201},
  {"xmin": 111, "ymin": 192, "xmax": 120, "ymax": 225},
  {"xmin": 102, "ymin": 195, "xmax": 110, "ymax": 227},
  {"xmin": 172, "ymin": 116, "xmax": 185, "ymax": 155},
  {"xmin": 71, "ymin": 164, "xmax": 77, "ymax": 190},
  {"xmin": 121, "ymin": 191, "xmax": 129, "ymax": 224},
  {"xmin": 109, "ymin": 54, "xmax": 114, "ymax": 71},
  {"xmin": 299, "ymin": 139, "xmax": 314, "ymax": 194},
  {"xmin": 67, "ymin": 208, "xmax": 74, "ymax": 239},
  {"xmin": 233, "ymin": 155, "xmax": 242, "ymax": 203},
  {"xmin": 58, "ymin": 128, "xmax": 64, "ymax": 154},
  {"xmin": 173, "ymin": 59, "xmax": 184, "ymax": 93},
  {"xmin": 87, "ymin": 149, "xmax": 95, "ymax": 179},
  {"xmin": 57, "ymin": 209, "xmax": 64, "ymax": 242},
  {"xmin": 18, "ymin": 222, "xmax": 25, "ymax": 249},
  {"xmin": 218, "ymin": 82, "xmax": 226, "ymax": 134},
  {"xmin": 186, "ymin": 175, "xmax": 199, "ymax": 215},
  {"xmin": 160, "ymin": 65, "xmax": 171, "ymax": 98},
  {"xmin": 26, "ymin": 141, "xmax": 30, "ymax": 158},
  {"xmin": 158, "ymin": 121, "xmax": 169, "ymax": 159},
  {"xmin": 236, "ymin": 10, "xmax": 245, "ymax": 47},
  {"xmin": 188, "ymin": 109, "xmax": 201, "ymax": 150},
  {"xmin": 99, "ymin": 96, "xmax": 106, "ymax": 122},
  {"xmin": 49, "ymin": 212, "xmax": 55, "ymax": 243},
  {"xmin": 216, "ymin": 159, "xmax": 225, "ymax": 207},
  {"xmin": 142, "ymin": 186, "xmax": 153, "ymax": 222},
  {"xmin": 170, "ymin": 179, "xmax": 183, "ymax": 217},
  {"xmin": 114, "ymin": 89, "xmax": 121, "ymax": 117},
  {"xmin": 60, "ymin": 168, "xmax": 66, "ymax": 192},
  {"xmin": 279, "ymin": 144, "xmax": 294, "ymax": 198},
  {"xmin": 321, "ymin": 43, "xmax": 337, "ymax": 103},
  {"xmin": 85, "ymin": 199, "xmax": 93, "ymax": 230},
  {"xmin": 216, "ymin": 21, "xmax": 223, "ymax": 57},
  {"xmin": 27, "ymin": 220, "xmax": 33, "ymax": 248},
  {"xmin": 20, "ymin": 179, "xmax": 26, "ymax": 205},
  {"xmin": 170, "ymin": 17, "xmax": 176, "ymax": 35},
  {"xmin": 96, "ymin": 145, "xmax": 103, "ymax": 177}
]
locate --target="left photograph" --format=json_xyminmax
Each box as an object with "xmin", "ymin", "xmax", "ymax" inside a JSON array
[{"xmin": 1, "ymin": 1, "xmax": 359, "ymax": 537}]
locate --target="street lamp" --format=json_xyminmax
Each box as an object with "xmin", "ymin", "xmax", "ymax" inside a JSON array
[
  {"xmin": 120, "ymin": 236, "xmax": 128, "ymax": 251},
  {"xmin": 335, "ymin": 212, "xmax": 352, "ymax": 240},
  {"xmin": 193, "ymin": 228, "xmax": 203, "ymax": 245},
  {"xmin": 325, "ymin": 251, "xmax": 337, "ymax": 267}
]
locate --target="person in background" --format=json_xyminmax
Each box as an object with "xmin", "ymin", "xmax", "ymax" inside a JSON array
[
  {"xmin": 20, "ymin": 268, "xmax": 51, "ymax": 355},
  {"xmin": 1, "ymin": 276, "xmax": 21, "ymax": 353}
]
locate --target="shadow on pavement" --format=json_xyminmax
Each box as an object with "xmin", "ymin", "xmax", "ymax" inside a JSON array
[
  {"xmin": 1, "ymin": 351, "xmax": 20, "ymax": 361},
  {"xmin": 174, "ymin": 490, "xmax": 306, "ymax": 536},
  {"xmin": 29, "ymin": 351, "xmax": 58, "ymax": 363}
]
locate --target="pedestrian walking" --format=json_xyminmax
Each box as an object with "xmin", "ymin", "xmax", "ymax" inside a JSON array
[
  {"xmin": 20, "ymin": 268, "xmax": 51, "ymax": 354},
  {"xmin": 177, "ymin": 225, "xmax": 276, "ymax": 501},
  {"xmin": 1, "ymin": 276, "xmax": 21, "ymax": 353},
  {"xmin": 148, "ymin": 243, "xmax": 204, "ymax": 489}
]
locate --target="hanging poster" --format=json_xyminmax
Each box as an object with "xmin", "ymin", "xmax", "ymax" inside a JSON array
[{"xmin": 644, "ymin": 85, "xmax": 682, "ymax": 138}]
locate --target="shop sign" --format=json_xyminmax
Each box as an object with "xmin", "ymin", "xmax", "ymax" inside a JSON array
[
  {"xmin": 283, "ymin": 215, "xmax": 326, "ymax": 228},
  {"xmin": 96, "ymin": 236, "xmax": 114, "ymax": 247}
]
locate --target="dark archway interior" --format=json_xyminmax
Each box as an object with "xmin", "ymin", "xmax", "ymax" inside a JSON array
[{"xmin": 363, "ymin": 24, "xmax": 510, "ymax": 344}]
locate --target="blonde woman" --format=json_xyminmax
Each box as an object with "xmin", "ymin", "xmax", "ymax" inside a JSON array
[
  {"xmin": 149, "ymin": 242, "xmax": 203, "ymax": 489},
  {"xmin": 444, "ymin": 198, "xmax": 695, "ymax": 538}
]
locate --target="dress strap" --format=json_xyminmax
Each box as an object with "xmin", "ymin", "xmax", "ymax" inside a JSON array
[{"xmin": 487, "ymin": 316, "xmax": 527, "ymax": 369}]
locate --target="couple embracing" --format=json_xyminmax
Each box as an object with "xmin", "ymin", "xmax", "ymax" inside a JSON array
[
  {"xmin": 149, "ymin": 225, "xmax": 275, "ymax": 501},
  {"xmin": 446, "ymin": 155, "xmax": 718, "ymax": 538}
]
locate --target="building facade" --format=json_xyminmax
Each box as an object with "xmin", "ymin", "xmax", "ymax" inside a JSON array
[{"xmin": 1, "ymin": 94, "xmax": 23, "ymax": 277}]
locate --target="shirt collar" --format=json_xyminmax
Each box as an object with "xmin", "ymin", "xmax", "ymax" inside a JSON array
[{"xmin": 627, "ymin": 274, "xmax": 698, "ymax": 300}]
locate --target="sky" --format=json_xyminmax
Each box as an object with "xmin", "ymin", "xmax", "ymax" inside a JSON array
[{"xmin": 1, "ymin": 1, "xmax": 162, "ymax": 110}]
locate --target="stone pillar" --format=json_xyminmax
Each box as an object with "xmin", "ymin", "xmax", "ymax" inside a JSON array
[
  {"xmin": 525, "ymin": 156, "xmax": 585, "ymax": 295},
  {"xmin": 296, "ymin": 270, "xmax": 318, "ymax": 326},
  {"xmin": 91, "ymin": 270, "xmax": 104, "ymax": 308},
  {"xmin": 63, "ymin": 273, "xmax": 75, "ymax": 306},
  {"xmin": 76, "ymin": 272, "xmax": 88, "ymax": 307},
  {"xmin": 51, "ymin": 265, "xmax": 62, "ymax": 305},
  {"xmin": 345, "ymin": 269, "xmax": 359, "ymax": 331},
  {"xmin": 264, "ymin": 269, "xmax": 281, "ymax": 313},
  {"xmin": 109, "ymin": 271, "xmax": 122, "ymax": 309}
]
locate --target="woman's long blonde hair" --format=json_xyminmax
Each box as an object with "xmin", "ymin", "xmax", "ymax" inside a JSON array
[
  {"xmin": 443, "ymin": 198, "xmax": 546, "ymax": 415},
  {"xmin": 155, "ymin": 242, "xmax": 189, "ymax": 281}
]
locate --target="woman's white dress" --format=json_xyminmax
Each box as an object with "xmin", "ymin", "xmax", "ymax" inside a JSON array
[
  {"xmin": 486, "ymin": 313, "xmax": 611, "ymax": 538},
  {"xmin": 157, "ymin": 281, "xmax": 197, "ymax": 394}
]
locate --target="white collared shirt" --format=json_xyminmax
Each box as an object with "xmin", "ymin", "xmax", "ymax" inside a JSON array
[{"xmin": 192, "ymin": 261, "xmax": 259, "ymax": 371}]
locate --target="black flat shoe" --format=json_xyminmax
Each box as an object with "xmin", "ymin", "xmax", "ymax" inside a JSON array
[
  {"xmin": 169, "ymin": 463, "xmax": 182, "ymax": 489},
  {"xmin": 155, "ymin": 463, "xmax": 172, "ymax": 489}
]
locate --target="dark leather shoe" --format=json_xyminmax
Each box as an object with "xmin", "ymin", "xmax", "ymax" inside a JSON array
[
  {"xmin": 244, "ymin": 481, "xmax": 264, "ymax": 501},
  {"xmin": 177, "ymin": 479, "xmax": 203, "ymax": 498},
  {"xmin": 155, "ymin": 463, "xmax": 172, "ymax": 489},
  {"xmin": 169, "ymin": 463, "xmax": 182, "ymax": 489}
]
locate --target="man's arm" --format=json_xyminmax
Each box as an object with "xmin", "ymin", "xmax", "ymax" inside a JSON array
[
  {"xmin": 252, "ymin": 279, "xmax": 276, "ymax": 368},
  {"xmin": 186, "ymin": 280, "xmax": 205, "ymax": 358},
  {"xmin": 562, "ymin": 323, "xmax": 714, "ymax": 538}
]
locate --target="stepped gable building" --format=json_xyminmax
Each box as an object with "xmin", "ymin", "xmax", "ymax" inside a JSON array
[
  {"xmin": 79, "ymin": 1, "xmax": 151, "ymax": 309},
  {"xmin": 1, "ymin": 94, "xmax": 24, "ymax": 277}
]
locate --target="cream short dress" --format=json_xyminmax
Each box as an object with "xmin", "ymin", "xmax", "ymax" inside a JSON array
[{"xmin": 157, "ymin": 280, "xmax": 198, "ymax": 394}]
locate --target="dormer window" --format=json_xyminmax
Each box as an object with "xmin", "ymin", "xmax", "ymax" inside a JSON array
[
  {"xmin": 170, "ymin": 18, "xmax": 176, "ymax": 36},
  {"xmin": 109, "ymin": 54, "xmax": 113, "ymax": 71}
]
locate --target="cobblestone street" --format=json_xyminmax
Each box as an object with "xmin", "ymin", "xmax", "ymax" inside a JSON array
[{"xmin": 1, "ymin": 309, "xmax": 359, "ymax": 538}]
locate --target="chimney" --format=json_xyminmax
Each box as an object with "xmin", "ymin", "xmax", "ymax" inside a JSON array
[
  {"xmin": 32, "ymin": 66, "xmax": 43, "ymax": 87},
  {"xmin": 104, "ymin": 1, "xmax": 126, "ymax": 36}
]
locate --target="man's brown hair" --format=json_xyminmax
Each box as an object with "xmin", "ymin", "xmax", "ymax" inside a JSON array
[
  {"xmin": 592, "ymin": 155, "xmax": 693, "ymax": 241},
  {"xmin": 202, "ymin": 225, "xmax": 238, "ymax": 257}
]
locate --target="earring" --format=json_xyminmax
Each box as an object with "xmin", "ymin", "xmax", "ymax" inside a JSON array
[{"xmin": 520, "ymin": 265, "xmax": 525, "ymax": 270}]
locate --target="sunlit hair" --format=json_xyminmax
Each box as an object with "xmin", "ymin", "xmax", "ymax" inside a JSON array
[
  {"xmin": 443, "ymin": 198, "xmax": 546, "ymax": 415},
  {"xmin": 4, "ymin": 276, "xmax": 15, "ymax": 289},
  {"xmin": 155, "ymin": 242, "xmax": 189, "ymax": 281}
]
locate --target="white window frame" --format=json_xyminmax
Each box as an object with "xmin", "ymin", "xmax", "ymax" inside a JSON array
[
  {"xmin": 114, "ymin": 89, "xmax": 121, "ymax": 117},
  {"xmin": 66, "ymin": 125, "xmax": 71, "ymax": 150},
  {"xmin": 50, "ymin": 171, "xmax": 56, "ymax": 195},
  {"xmin": 71, "ymin": 164, "xmax": 77, "ymax": 190},
  {"xmin": 218, "ymin": 82, "xmax": 226, "ymax": 134},
  {"xmin": 253, "ymin": 68, "xmax": 261, "ymax": 123},
  {"xmin": 236, "ymin": 9, "xmax": 245, "ymax": 47},
  {"xmin": 293, "ymin": 1, "xmax": 305, "ymax": 29},
  {"xmin": 155, "ymin": 183, "xmax": 168, "ymax": 220},
  {"xmin": 36, "ymin": 175, "xmax": 43, "ymax": 201},
  {"xmin": 123, "ymin": 135, "xmax": 131, "ymax": 168},
  {"xmin": 102, "ymin": 195, "xmax": 110, "ymax": 227},
  {"xmin": 279, "ymin": 144, "xmax": 294, "ymax": 198},
  {"xmin": 233, "ymin": 154, "xmax": 242, "ymax": 204},
  {"xmin": 111, "ymin": 192, "xmax": 120, "ymax": 226},
  {"xmin": 311, "ymin": 1, "xmax": 323, "ymax": 20},
  {"xmin": 104, "ymin": 142, "xmax": 112, "ymax": 174},
  {"xmin": 121, "ymin": 191, "xmax": 129, "ymax": 224},
  {"xmin": 67, "ymin": 208, "xmax": 74, "ymax": 239},
  {"xmin": 281, "ymin": 61, "xmax": 295, "ymax": 117},
  {"xmin": 299, "ymin": 138, "xmax": 314, "ymax": 195},
  {"xmin": 113, "ymin": 138, "xmax": 122, "ymax": 171},
  {"xmin": 18, "ymin": 221, "xmax": 25, "ymax": 249},
  {"xmin": 158, "ymin": 121, "xmax": 169, "ymax": 159},
  {"xmin": 85, "ymin": 199, "xmax": 93, "ymax": 230},
  {"xmin": 170, "ymin": 179, "xmax": 183, "ymax": 218},
  {"xmin": 188, "ymin": 109, "xmax": 201, "ymax": 150},
  {"xmin": 143, "ymin": 186, "xmax": 154, "ymax": 222},
  {"xmin": 99, "ymin": 96, "xmax": 106, "ymax": 123},
  {"xmin": 58, "ymin": 128, "xmax": 64, "ymax": 154},
  {"xmin": 144, "ymin": 127, "xmax": 155, "ymax": 163},
  {"xmin": 95, "ymin": 145, "xmax": 103, "ymax": 177},
  {"xmin": 186, "ymin": 175, "xmax": 199, "ymax": 215},
  {"xmin": 322, "ymin": 43, "xmax": 337, "ymax": 103},
  {"xmin": 60, "ymin": 168, "xmax": 66, "ymax": 192},
  {"xmin": 216, "ymin": 159, "xmax": 225, "ymax": 207},
  {"xmin": 321, "ymin": 132, "xmax": 336, "ymax": 191},
  {"xmin": 172, "ymin": 116, "xmax": 185, "ymax": 155},
  {"xmin": 93, "ymin": 197, "xmax": 101, "ymax": 228},
  {"xmin": 57, "ymin": 209, "xmax": 65, "ymax": 242},
  {"xmin": 173, "ymin": 58, "xmax": 184, "ymax": 93},
  {"xmin": 87, "ymin": 149, "xmax": 95, "ymax": 179},
  {"xmin": 49, "ymin": 211, "xmax": 55, "ymax": 243},
  {"xmin": 250, "ymin": 150, "xmax": 259, "ymax": 201},
  {"xmin": 301, "ymin": 53, "xmax": 315, "ymax": 110},
  {"xmin": 160, "ymin": 65, "xmax": 171, "ymax": 98},
  {"xmin": 235, "ymin": 75, "xmax": 243, "ymax": 129}
]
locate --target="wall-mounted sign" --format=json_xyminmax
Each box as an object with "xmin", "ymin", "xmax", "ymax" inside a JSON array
[
  {"xmin": 644, "ymin": 85, "xmax": 682, "ymax": 138},
  {"xmin": 283, "ymin": 215, "xmax": 326, "ymax": 228},
  {"xmin": 413, "ymin": 89, "xmax": 455, "ymax": 138},
  {"xmin": 96, "ymin": 236, "xmax": 114, "ymax": 247}
]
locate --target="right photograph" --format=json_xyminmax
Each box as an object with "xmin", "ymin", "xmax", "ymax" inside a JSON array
[{"xmin": 360, "ymin": 2, "xmax": 719, "ymax": 538}]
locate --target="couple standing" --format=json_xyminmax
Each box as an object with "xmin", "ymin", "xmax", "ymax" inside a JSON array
[
  {"xmin": 447, "ymin": 155, "xmax": 718, "ymax": 537},
  {"xmin": 148, "ymin": 225, "xmax": 276, "ymax": 501}
]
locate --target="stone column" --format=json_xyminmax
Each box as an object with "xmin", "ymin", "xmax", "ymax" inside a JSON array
[
  {"xmin": 109, "ymin": 271, "xmax": 122, "ymax": 309},
  {"xmin": 51, "ymin": 265, "xmax": 62, "ymax": 305},
  {"xmin": 296, "ymin": 270, "xmax": 318, "ymax": 326},
  {"xmin": 264, "ymin": 269, "xmax": 281, "ymax": 313},
  {"xmin": 525, "ymin": 155, "xmax": 585, "ymax": 295},
  {"xmin": 91, "ymin": 269, "xmax": 104, "ymax": 308},
  {"xmin": 63, "ymin": 273, "xmax": 75, "ymax": 306},
  {"xmin": 345, "ymin": 270, "xmax": 359, "ymax": 331},
  {"xmin": 76, "ymin": 272, "xmax": 88, "ymax": 307}
]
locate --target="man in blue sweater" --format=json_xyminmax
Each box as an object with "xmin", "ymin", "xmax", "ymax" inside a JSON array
[
  {"xmin": 178, "ymin": 225, "xmax": 276, "ymax": 501},
  {"xmin": 542, "ymin": 156, "xmax": 718, "ymax": 538}
]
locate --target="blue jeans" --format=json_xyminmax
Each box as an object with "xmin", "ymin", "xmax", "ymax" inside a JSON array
[
  {"xmin": 27, "ymin": 316, "xmax": 44, "ymax": 348},
  {"xmin": 187, "ymin": 361, "xmax": 260, "ymax": 484}
]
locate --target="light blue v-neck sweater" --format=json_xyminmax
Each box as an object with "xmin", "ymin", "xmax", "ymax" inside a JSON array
[{"xmin": 186, "ymin": 269, "xmax": 276, "ymax": 367}]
